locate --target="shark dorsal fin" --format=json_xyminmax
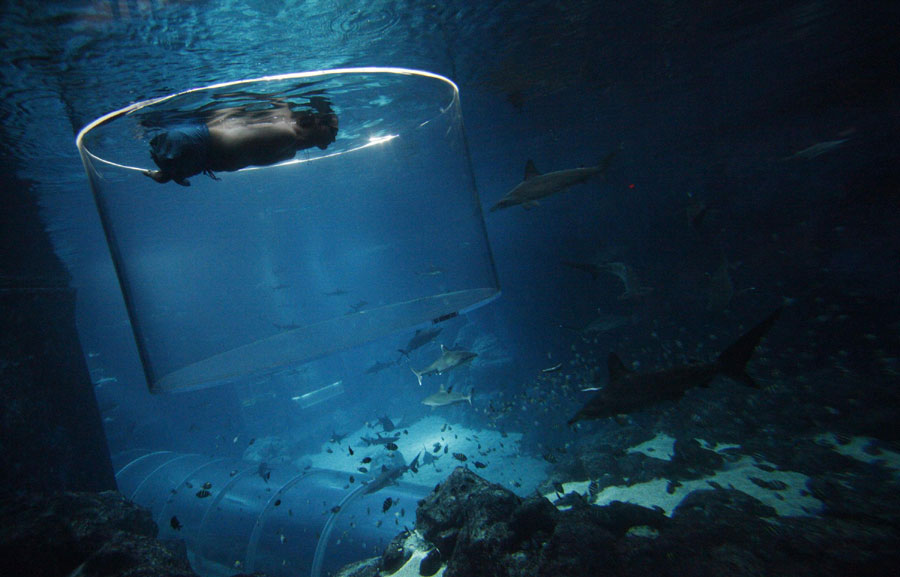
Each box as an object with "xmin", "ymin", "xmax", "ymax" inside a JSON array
[
  {"xmin": 607, "ymin": 353, "xmax": 631, "ymax": 382},
  {"xmin": 524, "ymin": 159, "xmax": 541, "ymax": 180},
  {"xmin": 438, "ymin": 383, "xmax": 446, "ymax": 393}
]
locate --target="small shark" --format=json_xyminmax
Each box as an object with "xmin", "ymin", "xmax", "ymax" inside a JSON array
[
  {"xmin": 490, "ymin": 148, "xmax": 618, "ymax": 212},
  {"xmin": 580, "ymin": 312, "xmax": 631, "ymax": 334},
  {"xmin": 359, "ymin": 433, "xmax": 401, "ymax": 447},
  {"xmin": 411, "ymin": 344, "xmax": 478, "ymax": 386},
  {"xmin": 365, "ymin": 359, "xmax": 395, "ymax": 375},
  {"xmin": 398, "ymin": 326, "xmax": 443, "ymax": 358},
  {"xmin": 783, "ymin": 139, "xmax": 848, "ymax": 160},
  {"xmin": 569, "ymin": 308, "xmax": 781, "ymax": 424},
  {"xmin": 362, "ymin": 452, "xmax": 421, "ymax": 495},
  {"xmin": 422, "ymin": 384, "xmax": 473, "ymax": 409}
]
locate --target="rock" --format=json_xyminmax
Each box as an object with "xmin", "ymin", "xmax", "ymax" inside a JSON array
[{"xmin": 0, "ymin": 491, "xmax": 197, "ymax": 577}]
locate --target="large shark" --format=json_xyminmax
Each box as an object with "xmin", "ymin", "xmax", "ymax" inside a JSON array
[
  {"xmin": 411, "ymin": 344, "xmax": 477, "ymax": 386},
  {"xmin": 569, "ymin": 308, "xmax": 781, "ymax": 425},
  {"xmin": 422, "ymin": 384, "xmax": 473, "ymax": 408},
  {"xmin": 490, "ymin": 148, "xmax": 618, "ymax": 212}
]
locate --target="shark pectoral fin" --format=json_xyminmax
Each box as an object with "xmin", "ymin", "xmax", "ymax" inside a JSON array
[
  {"xmin": 411, "ymin": 367, "xmax": 423, "ymax": 386},
  {"xmin": 607, "ymin": 353, "xmax": 631, "ymax": 381}
]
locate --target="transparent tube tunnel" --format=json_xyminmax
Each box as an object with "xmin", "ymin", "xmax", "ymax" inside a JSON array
[
  {"xmin": 114, "ymin": 450, "xmax": 432, "ymax": 577},
  {"xmin": 77, "ymin": 68, "xmax": 499, "ymax": 394}
]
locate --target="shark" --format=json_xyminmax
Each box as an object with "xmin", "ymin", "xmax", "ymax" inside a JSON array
[
  {"xmin": 398, "ymin": 326, "xmax": 443, "ymax": 358},
  {"xmin": 490, "ymin": 148, "xmax": 618, "ymax": 212},
  {"xmin": 568, "ymin": 308, "xmax": 781, "ymax": 425},
  {"xmin": 422, "ymin": 384, "xmax": 473, "ymax": 408},
  {"xmin": 365, "ymin": 359, "xmax": 395, "ymax": 375},
  {"xmin": 411, "ymin": 344, "xmax": 478, "ymax": 386},
  {"xmin": 359, "ymin": 433, "xmax": 401, "ymax": 447},
  {"xmin": 362, "ymin": 451, "xmax": 421, "ymax": 495},
  {"xmin": 783, "ymin": 139, "xmax": 848, "ymax": 160}
]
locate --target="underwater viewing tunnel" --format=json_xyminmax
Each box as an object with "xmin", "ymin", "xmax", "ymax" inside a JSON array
[
  {"xmin": 115, "ymin": 450, "xmax": 432, "ymax": 577},
  {"xmin": 76, "ymin": 68, "xmax": 499, "ymax": 394}
]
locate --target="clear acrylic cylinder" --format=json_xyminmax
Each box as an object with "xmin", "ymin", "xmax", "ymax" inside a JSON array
[{"xmin": 77, "ymin": 68, "xmax": 498, "ymax": 393}]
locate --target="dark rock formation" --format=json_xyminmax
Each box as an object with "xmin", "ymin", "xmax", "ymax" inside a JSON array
[
  {"xmin": 340, "ymin": 466, "xmax": 900, "ymax": 577},
  {"xmin": 0, "ymin": 491, "xmax": 201, "ymax": 577}
]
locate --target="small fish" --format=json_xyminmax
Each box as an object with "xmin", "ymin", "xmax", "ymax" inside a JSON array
[
  {"xmin": 170, "ymin": 516, "xmax": 182, "ymax": 530},
  {"xmin": 358, "ymin": 467, "xmax": 369, "ymax": 473},
  {"xmin": 229, "ymin": 470, "xmax": 238, "ymax": 477},
  {"xmin": 185, "ymin": 482, "xmax": 193, "ymax": 488},
  {"xmin": 349, "ymin": 475, "xmax": 355, "ymax": 484},
  {"xmin": 400, "ymin": 508, "xmax": 405, "ymax": 517},
  {"xmin": 443, "ymin": 445, "xmax": 449, "ymax": 454},
  {"xmin": 385, "ymin": 442, "xmax": 398, "ymax": 451},
  {"xmin": 326, "ymin": 448, "xmax": 333, "ymax": 454},
  {"xmin": 432, "ymin": 442, "xmax": 442, "ymax": 453},
  {"xmin": 248, "ymin": 438, "xmax": 256, "ymax": 446},
  {"xmin": 383, "ymin": 497, "xmax": 393, "ymax": 513},
  {"xmin": 361, "ymin": 457, "xmax": 372, "ymax": 464},
  {"xmin": 331, "ymin": 505, "xmax": 342, "ymax": 514},
  {"xmin": 279, "ymin": 533, "xmax": 286, "ymax": 544},
  {"xmin": 474, "ymin": 461, "xmax": 487, "ymax": 469},
  {"xmin": 542, "ymin": 362, "xmax": 563, "ymax": 373},
  {"xmin": 348, "ymin": 446, "xmax": 354, "ymax": 456},
  {"xmin": 452, "ymin": 453, "xmax": 467, "ymax": 462},
  {"xmin": 196, "ymin": 490, "xmax": 211, "ymax": 498},
  {"xmin": 274, "ymin": 499, "xmax": 282, "ymax": 507},
  {"xmin": 202, "ymin": 482, "xmax": 212, "ymax": 490}
]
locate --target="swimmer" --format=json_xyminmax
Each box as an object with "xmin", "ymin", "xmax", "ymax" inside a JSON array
[{"xmin": 142, "ymin": 101, "xmax": 338, "ymax": 186}]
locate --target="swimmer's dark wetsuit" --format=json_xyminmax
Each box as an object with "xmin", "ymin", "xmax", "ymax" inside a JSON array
[{"xmin": 147, "ymin": 123, "xmax": 218, "ymax": 186}]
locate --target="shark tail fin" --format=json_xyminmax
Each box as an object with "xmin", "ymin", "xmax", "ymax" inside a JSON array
[
  {"xmin": 717, "ymin": 307, "xmax": 782, "ymax": 387},
  {"xmin": 411, "ymin": 367, "xmax": 423, "ymax": 386}
]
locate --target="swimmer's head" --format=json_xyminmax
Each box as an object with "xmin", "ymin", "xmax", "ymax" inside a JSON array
[
  {"xmin": 295, "ymin": 112, "xmax": 338, "ymax": 150},
  {"xmin": 315, "ymin": 113, "xmax": 338, "ymax": 149}
]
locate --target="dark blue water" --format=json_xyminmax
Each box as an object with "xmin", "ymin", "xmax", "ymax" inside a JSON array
[{"xmin": 2, "ymin": 0, "xmax": 898, "ymax": 574}]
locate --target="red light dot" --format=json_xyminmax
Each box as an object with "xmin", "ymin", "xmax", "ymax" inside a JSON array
[{"xmin": 628, "ymin": 183, "xmax": 636, "ymax": 189}]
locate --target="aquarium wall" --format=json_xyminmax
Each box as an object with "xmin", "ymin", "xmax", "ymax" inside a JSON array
[
  {"xmin": 0, "ymin": 160, "xmax": 115, "ymax": 495},
  {"xmin": 77, "ymin": 69, "xmax": 499, "ymax": 394}
]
